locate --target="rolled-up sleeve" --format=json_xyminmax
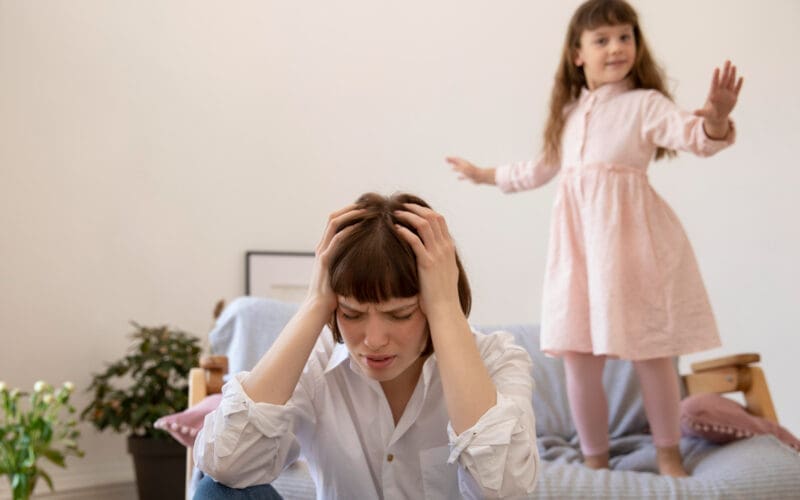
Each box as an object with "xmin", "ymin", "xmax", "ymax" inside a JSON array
[
  {"xmin": 641, "ymin": 90, "xmax": 736, "ymax": 157},
  {"xmin": 193, "ymin": 372, "xmax": 311, "ymax": 488},
  {"xmin": 447, "ymin": 333, "xmax": 540, "ymax": 498},
  {"xmin": 495, "ymin": 157, "xmax": 560, "ymax": 193}
]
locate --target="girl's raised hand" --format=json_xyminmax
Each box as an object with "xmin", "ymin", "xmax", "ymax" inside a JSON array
[
  {"xmin": 305, "ymin": 204, "xmax": 363, "ymax": 313},
  {"xmin": 694, "ymin": 60, "xmax": 744, "ymax": 127},
  {"xmin": 393, "ymin": 204, "xmax": 462, "ymax": 317},
  {"xmin": 446, "ymin": 157, "xmax": 494, "ymax": 185}
]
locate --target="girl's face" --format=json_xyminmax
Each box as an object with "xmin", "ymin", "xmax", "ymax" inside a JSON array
[
  {"xmin": 336, "ymin": 295, "xmax": 428, "ymax": 384},
  {"xmin": 574, "ymin": 23, "xmax": 636, "ymax": 90}
]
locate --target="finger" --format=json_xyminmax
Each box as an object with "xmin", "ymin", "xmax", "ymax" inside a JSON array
[
  {"xmin": 401, "ymin": 203, "xmax": 448, "ymax": 240},
  {"xmin": 393, "ymin": 224, "xmax": 428, "ymax": 262},
  {"xmin": 729, "ymin": 65, "xmax": 738, "ymax": 90},
  {"xmin": 734, "ymin": 76, "xmax": 744, "ymax": 96},
  {"xmin": 445, "ymin": 156, "xmax": 464, "ymax": 167},
  {"xmin": 394, "ymin": 206, "xmax": 443, "ymax": 246},
  {"xmin": 719, "ymin": 60, "xmax": 730, "ymax": 86},
  {"xmin": 318, "ymin": 206, "xmax": 364, "ymax": 252},
  {"xmin": 709, "ymin": 67, "xmax": 720, "ymax": 95},
  {"xmin": 723, "ymin": 64, "xmax": 736, "ymax": 89},
  {"xmin": 693, "ymin": 108, "xmax": 709, "ymax": 118}
]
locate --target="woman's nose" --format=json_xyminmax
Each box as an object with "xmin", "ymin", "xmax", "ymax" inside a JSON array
[{"xmin": 363, "ymin": 318, "xmax": 389, "ymax": 351}]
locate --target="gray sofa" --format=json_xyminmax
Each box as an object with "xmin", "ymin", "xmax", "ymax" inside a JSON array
[{"xmin": 199, "ymin": 297, "xmax": 800, "ymax": 499}]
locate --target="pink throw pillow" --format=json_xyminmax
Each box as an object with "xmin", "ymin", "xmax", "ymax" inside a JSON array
[
  {"xmin": 154, "ymin": 393, "xmax": 222, "ymax": 447},
  {"xmin": 680, "ymin": 393, "xmax": 800, "ymax": 451}
]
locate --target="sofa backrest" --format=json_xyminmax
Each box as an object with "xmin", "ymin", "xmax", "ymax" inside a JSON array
[{"xmin": 209, "ymin": 297, "xmax": 650, "ymax": 440}]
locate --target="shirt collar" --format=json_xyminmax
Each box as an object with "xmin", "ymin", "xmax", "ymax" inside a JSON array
[
  {"xmin": 579, "ymin": 78, "xmax": 633, "ymax": 105},
  {"xmin": 324, "ymin": 342, "xmax": 351, "ymax": 373}
]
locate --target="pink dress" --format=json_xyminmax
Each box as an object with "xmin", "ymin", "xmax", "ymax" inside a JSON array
[{"xmin": 496, "ymin": 79, "xmax": 735, "ymax": 360}]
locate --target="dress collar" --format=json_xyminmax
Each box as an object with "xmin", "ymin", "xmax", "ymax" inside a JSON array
[{"xmin": 579, "ymin": 78, "xmax": 633, "ymax": 105}]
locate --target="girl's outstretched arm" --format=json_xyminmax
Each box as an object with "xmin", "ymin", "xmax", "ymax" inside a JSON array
[
  {"xmin": 694, "ymin": 60, "xmax": 744, "ymax": 140},
  {"xmin": 446, "ymin": 156, "xmax": 497, "ymax": 185}
]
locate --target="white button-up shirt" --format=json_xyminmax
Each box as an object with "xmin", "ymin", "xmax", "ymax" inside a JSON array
[{"xmin": 195, "ymin": 329, "xmax": 539, "ymax": 499}]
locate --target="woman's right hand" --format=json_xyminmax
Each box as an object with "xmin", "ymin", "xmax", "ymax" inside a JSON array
[
  {"xmin": 445, "ymin": 157, "xmax": 496, "ymax": 185},
  {"xmin": 304, "ymin": 204, "xmax": 364, "ymax": 314}
]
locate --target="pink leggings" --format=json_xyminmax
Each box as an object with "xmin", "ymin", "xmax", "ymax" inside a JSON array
[{"xmin": 563, "ymin": 352, "xmax": 681, "ymax": 456}]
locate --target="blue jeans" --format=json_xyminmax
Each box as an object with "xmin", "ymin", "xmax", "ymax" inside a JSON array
[{"xmin": 194, "ymin": 475, "xmax": 283, "ymax": 500}]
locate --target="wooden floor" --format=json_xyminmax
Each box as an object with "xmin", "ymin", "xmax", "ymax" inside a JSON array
[{"xmin": 26, "ymin": 482, "xmax": 137, "ymax": 500}]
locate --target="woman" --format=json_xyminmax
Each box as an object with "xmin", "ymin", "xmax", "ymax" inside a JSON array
[{"xmin": 194, "ymin": 193, "xmax": 539, "ymax": 499}]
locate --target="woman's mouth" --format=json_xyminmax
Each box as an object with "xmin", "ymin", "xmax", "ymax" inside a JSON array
[{"xmin": 364, "ymin": 354, "xmax": 396, "ymax": 369}]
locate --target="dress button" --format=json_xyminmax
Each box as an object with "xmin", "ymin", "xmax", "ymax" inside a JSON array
[{"xmin": 387, "ymin": 454, "xmax": 394, "ymax": 462}]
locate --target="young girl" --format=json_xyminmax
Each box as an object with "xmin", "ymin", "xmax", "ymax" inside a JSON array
[
  {"xmin": 194, "ymin": 193, "xmax": 539, "ymax": 499},
  {"xmin": 447, "ymin": 0, "xmax": 742, "ymax": 477}
]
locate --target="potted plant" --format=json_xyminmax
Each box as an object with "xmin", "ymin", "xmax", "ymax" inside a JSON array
[
  {"xmin": 81, "ymin": 322, "xmax": 201, "ymax": 500},
  {"xmin": 0, "ymin": 380, "xmax": 84, "ymax": 500}
]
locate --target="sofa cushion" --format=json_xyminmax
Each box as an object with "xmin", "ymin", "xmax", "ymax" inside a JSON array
[
  {"xmin": 680, "ymin": 392, "xmax": 800, "ymax": 451},
  {"xmin": 154, "ymin": 393, "xmax": 222, "ymax": 447}
]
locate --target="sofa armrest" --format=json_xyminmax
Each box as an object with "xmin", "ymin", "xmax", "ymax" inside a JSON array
[{"xmin": 682, "ymin": 352, "xmax": 777, "ymax": 424}]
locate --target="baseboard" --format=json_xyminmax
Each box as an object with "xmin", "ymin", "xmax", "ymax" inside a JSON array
[
  {"xmin": 29, "ymin": 482, "xmax": 136, "ymax": 500},
  {"xmin": 0, "ymin": 460, "xmax": 134, "ymax": 499}
]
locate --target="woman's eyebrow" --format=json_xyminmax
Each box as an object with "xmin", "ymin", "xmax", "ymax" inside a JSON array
[{"xmin": 381, "ymin": 303, "xmax": 418, "ymax": 314}]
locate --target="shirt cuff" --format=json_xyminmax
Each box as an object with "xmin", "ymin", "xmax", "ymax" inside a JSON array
[
  {"xmin": 220, "ymin": 372, "xmax": 294, "ymax": 439},
  {"xmin": 446, "ymin": 392, "xmax": 524, "ymax": 491},
  {"xmin": 494, "ymin": 165, "xmax": 515, "ymax": 193},
  {"xmin": 698, "ymin": 118, "xmax": 736, "ymax": 152}
]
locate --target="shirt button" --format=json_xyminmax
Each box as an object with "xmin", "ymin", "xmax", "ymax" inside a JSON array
[{"xmin": 387, "ymin": 454, "xmax": 394, "ymax": 462}]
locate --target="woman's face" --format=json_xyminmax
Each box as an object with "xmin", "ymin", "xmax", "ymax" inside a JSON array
[{"xmin": 336, "ymin": 295, "xmax": 428, "ymax": 383}]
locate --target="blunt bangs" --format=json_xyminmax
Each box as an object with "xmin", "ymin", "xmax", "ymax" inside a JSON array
[
  {"xmin": 329, "ymin": 215, "xmax": 420, "ymax": 304},
  {"xmin": 575, "ymin": 0, "xmax": 638, "ymax": 36}
]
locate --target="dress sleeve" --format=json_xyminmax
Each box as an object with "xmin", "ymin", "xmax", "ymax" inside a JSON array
[
  {"xmin": 447, "ymin": 332, "xmax": 540, "ymax": 499},
  {"xmin": 193, "ymin": 368, "xmax": 318, "ymax": 488},
  {"xmin": 495, "ymin": 156, "xmax": 560, "ymax": 193},
  {"xmin": 641, "ymin": 89, "xmax": 736, "ymax": 157}
]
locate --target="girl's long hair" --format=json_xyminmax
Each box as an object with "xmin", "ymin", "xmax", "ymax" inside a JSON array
[{"xmin": 543, "ymin": 0, "xmax": 676, "ymax": 165}]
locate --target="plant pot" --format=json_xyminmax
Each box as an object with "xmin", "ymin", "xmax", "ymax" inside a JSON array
[{"xmin": 127, "ymin": 436, "xmax": 185, "ymax": 500}]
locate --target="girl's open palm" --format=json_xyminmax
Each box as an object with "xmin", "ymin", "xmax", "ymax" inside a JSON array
[
  {"xmin": 694, "ymin": 60, "xmax": 744, "ymax": 123},
  {"xmin": 446, "ymin": 156, "xmax": 483, "ymax": 184}
]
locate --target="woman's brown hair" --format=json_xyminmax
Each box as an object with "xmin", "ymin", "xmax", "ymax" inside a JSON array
[
  {"xmin": 326, "ymin": 192, "xmax": 472, "ymax": 355},
  {"xmin": 542, "ymin": 0, "xmax": 676, "ymax": 165}
]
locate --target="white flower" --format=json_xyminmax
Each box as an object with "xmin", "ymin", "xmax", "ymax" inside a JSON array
[
  {"xmin": 63, "ymin": 381, "xmax": 75, "ymax": 393},
  {"xmin": 0, "ymin": 381, "xmax": 6, "ymax": 392},
  {"xmin": 34, "ymin": 380, "xmax": 47, "ymax": 393},
  {"xmin": 43, "ymin": 394, "xmax": 54, "ymax": 404}
]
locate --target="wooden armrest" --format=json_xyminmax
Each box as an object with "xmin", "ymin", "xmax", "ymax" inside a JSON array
[
  {"xmin": 187, "ymin": 355, "xmax": 230, "ymax": 496},
  {"xmin": 199, "ymin": 355, "xmax": 229, "ymax": 395},
  {"xmin": 683, "ymin": 352, "xmax": 777, "ymax": 423},
  {"xmin": 690, "ymin": 352, "xmax": 760, "ymax": 373}
]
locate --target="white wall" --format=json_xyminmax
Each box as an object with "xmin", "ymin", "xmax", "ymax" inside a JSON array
[{"xmin": 1, "ymin": 0, "xmax": 798, "ymax": 494}]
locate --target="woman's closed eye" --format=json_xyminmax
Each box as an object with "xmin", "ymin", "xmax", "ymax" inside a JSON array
[
  {"xmin": 390, "ymin": 312, "xmax": 414, "ymax": 321},
  {"xmin": 339, "ymin": 311, "xmax": 362, "ymax": 320}
]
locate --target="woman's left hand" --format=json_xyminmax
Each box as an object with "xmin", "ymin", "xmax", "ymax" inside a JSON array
[{"xmin": 393, "ymin": 203, "xmax": 462, "ymax": 317}]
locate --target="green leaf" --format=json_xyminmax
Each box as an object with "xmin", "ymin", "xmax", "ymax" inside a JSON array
[{"xmin": 39, "ymin": 468, "xmax": 54, "ymax": 491}]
